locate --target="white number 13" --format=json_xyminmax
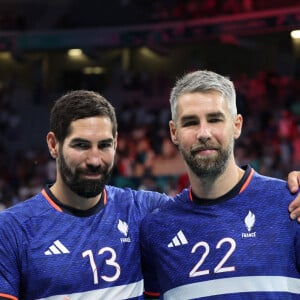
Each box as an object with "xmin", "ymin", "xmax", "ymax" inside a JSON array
[{"xmin": 82, "ymin": 247, "xmax": 121, "ymax": 284}]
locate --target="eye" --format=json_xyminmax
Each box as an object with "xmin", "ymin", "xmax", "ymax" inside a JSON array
[
  {"xmin": 208, "ymin": 118, "xmax": 223, "ymax": 123},
  {"xmin": 73, "ymin": 142, "xmax": 90, "ymax": 150},
  {"xmin": 182, "ymin": 120, "xmax": 198, "ymax": 127},
  {"xmin": 98, "ymin": 141, "xmax": 113, "ymax": 149},
  {"xmin": 207, "ymin": 113, "xmax": 225, "ymax": 123}
]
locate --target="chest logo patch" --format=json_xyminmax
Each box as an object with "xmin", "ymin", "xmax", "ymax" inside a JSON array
[
  {"xmin": 44, "ymin": 240, "xmax": 70, "ymax": 255},
  {"xmin": 118, "ymin": 219, "xmax": 131, "ymax": 243},
  {"xmin": 118, "ymin": 219, "xmax": 128, "ymax": 236},
  {"xmin": 168, "ymin": 230, "xmax": 188, "ymax": 248},
  {"xmin": 242, "ymin": 210, "xmax": 256, "ymax": 238}
]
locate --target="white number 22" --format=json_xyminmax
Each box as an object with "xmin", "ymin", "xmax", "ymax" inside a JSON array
[{"xmin": 189, "ymin": 237, "xmax": 236, "ymax": 277}]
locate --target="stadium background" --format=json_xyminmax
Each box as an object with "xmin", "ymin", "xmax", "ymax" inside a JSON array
[{"xmin": 1, "ymin": 0, "xmax": 300, "ymax": 208}]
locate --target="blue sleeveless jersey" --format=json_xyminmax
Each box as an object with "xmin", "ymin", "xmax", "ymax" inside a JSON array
[
  {"xmin": 0, "ymin": 185, "xmax": 168, "ymax": 300},
  {"xmin": 141, "ymin": 167, "xmax": 300, "ymax": 299}
]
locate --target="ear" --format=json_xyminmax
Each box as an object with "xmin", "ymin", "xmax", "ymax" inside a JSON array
[
  {"xmin": 234, "ymin": 114, "xmax": 243, "ymax": 139},
  {"xmin": 47, "ymin": 132, "xmax": 58, "ymax": 158},
  {"xmin": 169, "ymin": 120, "xmax": 178, "ymax": 145}
]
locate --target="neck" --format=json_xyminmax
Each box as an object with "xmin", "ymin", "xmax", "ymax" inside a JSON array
[
  {"xmin": 188, "ymin": 161, "xmax": 244, "ymax": 199},
  {"xmin": 50, "ymin": 180, "xmax": 102, "ymax": 210}
]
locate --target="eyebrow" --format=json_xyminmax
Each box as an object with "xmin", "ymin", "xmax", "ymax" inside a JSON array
[
  {"xmin": 98, "ymin": 138, "xmax": 114, "ymax": 144},
  {"xmin": 70, "ymin": 138, "xmax": 88, "ymax": 143},
  {"xmin": 180, "ymin": 111, "xmax": 225, "ymax": 122},
  {"xmin": 206, "ymin": 112, "xmax": 225, "ymax": 118},
  {"xmin": 70, "ymin": 137, "xmax": 114, "ymax": 144}
]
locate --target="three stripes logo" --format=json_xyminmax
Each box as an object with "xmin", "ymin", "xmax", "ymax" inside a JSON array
[
  {"xmin": 168, "ymin": 230, "xmax": 188, "ymax": 248},
  {"xmin": 44, "ymin": 240, "xmax": 70, "ymax": 255}
]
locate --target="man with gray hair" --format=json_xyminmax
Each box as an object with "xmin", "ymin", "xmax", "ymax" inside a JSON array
[{"xmin": 141, "ymin": 70, "xmax": 300, "ymax": 299}]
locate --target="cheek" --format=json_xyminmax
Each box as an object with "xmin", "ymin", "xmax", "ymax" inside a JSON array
[
  {"xmin": 64, "ymin": 150, "xmax": 84, "ymax": 168},
  {"xmin": 103, "ymin": 149, "xmax": 116, "ymax": 165},
  {"xmin": 177, "ymin": 131, "xmax": 195, "ymax": 148},
  {"xmin": 219, "ymin": 128, "xmax": 235, "ymax": 144}
]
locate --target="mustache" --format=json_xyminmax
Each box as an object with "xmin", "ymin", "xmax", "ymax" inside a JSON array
[
  {"xmin": 191, "ymin": 143, "xmax": 218, "ymax": 153},
  {"xmin": 78, "ymin": 165, "xmax": 107, "ymax": 175}
]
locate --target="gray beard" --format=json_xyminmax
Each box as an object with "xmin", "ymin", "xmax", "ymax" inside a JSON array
[{"xmin": 179, "ymin": 142, "xmax": 233, "ymax": 180}]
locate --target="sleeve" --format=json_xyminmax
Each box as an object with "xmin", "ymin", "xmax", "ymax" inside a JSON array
[
  {"xmin": 0, "ymin": 213, "xmax": 21, "ymax": 299},
  {"xmin": 140, "ymin": 216, "xmax": 161, "ymax": 298},
  {"xmin": 134, "ymin": 189, "xmax": 171, "ymax": 218},
  {"xmin": 295, "ymin": 220, "xmax": 300, "ymax": 269}
]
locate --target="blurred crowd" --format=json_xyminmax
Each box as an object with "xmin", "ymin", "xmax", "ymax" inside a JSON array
[
  {"xmin": 0, "ymin": 0, "xmax": 299, "ymax": 211},
  {"xmin": 0, "ymin": 67, "xmax": 300, "ymax": 210}
]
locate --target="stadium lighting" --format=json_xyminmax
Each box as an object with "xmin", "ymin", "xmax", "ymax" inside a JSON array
[
  {"xmin": 68, "ymin": 49, "xmax": 83, "ymax": 57},
  {"xmin": 291, "ymin": 30, "xmax": 300, "ymax": 39},
  {"xmin": 83, "ymin": 66, "xmax": 105, "ymax": 74},
  {"xmin": 0, "ymin": 52, "xmax": 12, "ymax": 60}
]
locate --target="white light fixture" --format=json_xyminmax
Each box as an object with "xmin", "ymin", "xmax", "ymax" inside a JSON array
[
  {"xmin": 290, "ymin": 30, "xmax": 300, "ymax": 39},
  {"xmin": 68, "ymin": 49, "xmax": 83, "ymax": 57},
  {"xmin": 0, "ymin": 52, "xmax": 12, "ymax": 60},
  {"xmin": 83, "ymin": 66, "xmax": 105, "ymax": 74}
]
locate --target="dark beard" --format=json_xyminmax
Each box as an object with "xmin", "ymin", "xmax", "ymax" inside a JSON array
[
  {"xmin": 179, "ymin": 142, "xmax": 233, "ymax": 179},
  {"xmin": 58, "ymin": 149, "xmax": 112, "ymax": 197}
]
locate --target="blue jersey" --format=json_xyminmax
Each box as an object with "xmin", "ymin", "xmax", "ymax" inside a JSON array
[
  {"xmin": 0, "ymin": 185, "xmax": 168, "ymax": 300},
  {"xmin": 141, "ymin": 166, "xmax": 300, "ymax": 299}
]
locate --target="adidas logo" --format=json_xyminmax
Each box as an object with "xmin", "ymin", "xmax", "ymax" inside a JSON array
[
  {"xmin": 168, "ymin": 230, "xmax": 188, "ymax": 248},
  {"xmin": 44, "ymin": 240, "xmax": 70, "ymax": 255}
]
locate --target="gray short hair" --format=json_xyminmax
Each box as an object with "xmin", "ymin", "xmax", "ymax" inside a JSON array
[{"xmin": 170, "ymin": 70, "xmax": 237, "ymax": 122}]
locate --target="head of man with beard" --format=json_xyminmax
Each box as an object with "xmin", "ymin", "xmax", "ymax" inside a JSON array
[
  {"xmin": 168, "ymin": 70, "xmax": 244, "ymax": 199},
  {"xmin": 46, "ymin": 90, "xmax": 118, "ymax": 210}
]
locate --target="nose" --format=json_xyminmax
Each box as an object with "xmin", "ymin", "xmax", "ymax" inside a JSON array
[
  {"xmin": 196, "ymin": 123, "xmax": 211, "ymax": 141},
  {"xmin": 86, "ymin": 147, "xmax": 102, "ymax": 167}
]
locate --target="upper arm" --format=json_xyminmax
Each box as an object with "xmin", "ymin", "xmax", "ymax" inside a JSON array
[
  {"xmin": 140, "ymin": 217, "xmax": 161, "ymax": 297},
  {"xmin": 0, "ymin": 217, "xmax": 20, "ymax": 299},
  {"xmin": 136, "ymin": 190, "xmax": 170, "ymax": 215}
]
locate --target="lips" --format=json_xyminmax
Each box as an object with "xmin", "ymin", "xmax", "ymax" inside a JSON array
[
  {"xmin": 80, "ymin": 174, "xmax": 103, "ymax": 181},
  {"xmin": 83, "ymin": 171, "xmax": 102, "ymax": 175},
  {"xmin": 191, "ymin": 145, "xmax": 217, "ymax": 154},
  {"xmin": 78, "ymin": 169, "xmax": 103, "ymax": 179}
]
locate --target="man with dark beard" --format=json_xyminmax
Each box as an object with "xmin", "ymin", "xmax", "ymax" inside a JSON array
[
  {"xmin": 0, "ymin": 90, "xmax": 169, "ymax": 300},
  {"xmin": 141, "ymin": 70, "xmax": 300, "ymax": 299}
]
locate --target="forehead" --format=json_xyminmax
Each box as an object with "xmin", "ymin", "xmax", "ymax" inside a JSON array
[
  {"xmin": 67, "ymin": 116, "xmax": 114, "ymax": 140},
  {"xmin": 177, "ymin": 91, "xmax": 228, "ymax": 116}
]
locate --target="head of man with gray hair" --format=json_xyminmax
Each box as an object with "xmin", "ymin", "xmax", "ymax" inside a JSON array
[
  {"xmin": 168, "ymin": 70, "xmax": 243, "ymax": 182},
  {"xmin": 170, "ymin": 70, "xmax": 237, "ymax": 123}
]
